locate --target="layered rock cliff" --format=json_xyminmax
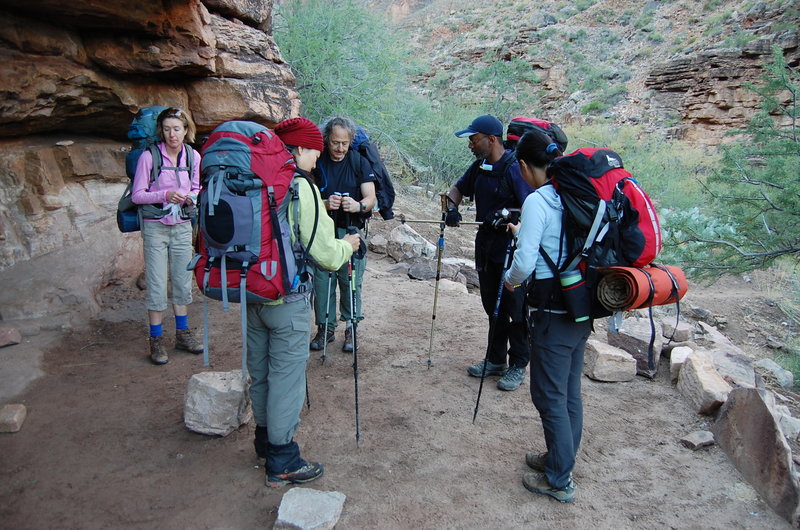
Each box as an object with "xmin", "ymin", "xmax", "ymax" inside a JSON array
[{"xmin": 0, "ymin": 0, "xmax": 298, "ymax": 323}]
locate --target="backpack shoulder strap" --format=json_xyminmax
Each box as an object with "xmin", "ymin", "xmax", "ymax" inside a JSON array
[
  {"xmin": 185, "ymin": 144, "xmax": 195, "ymax": 184},
  {"xmin": 495, "ymin": 151, "xmax": 523, "ymax": 207},
  {"xmin": 148, "ymin": 144, "xmax": 162, "ymax": 190}
]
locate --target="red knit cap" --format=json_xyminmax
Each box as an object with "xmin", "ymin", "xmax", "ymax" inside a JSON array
[{"xmin": 274, "ymin": 117, "xmax": 324, "ymax": 152}]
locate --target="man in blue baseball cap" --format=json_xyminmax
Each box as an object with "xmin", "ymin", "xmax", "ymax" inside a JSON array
[
  {"xmin": 445, "ymin": 114, "xmax": 533, "ymax": 392},
  {"xmin": 453, "ymin": 114, "xmax": 505, "ymax": 139}
]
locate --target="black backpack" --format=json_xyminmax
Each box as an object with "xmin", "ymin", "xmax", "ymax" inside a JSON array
[{"xmin": 350, "ymin": 126, "xmax": 395, "ymax": 220}]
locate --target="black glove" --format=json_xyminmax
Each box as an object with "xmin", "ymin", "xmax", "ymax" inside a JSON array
[{"xmin": 445, "ymin": 207, "xmax": 462, "ymax": 227}]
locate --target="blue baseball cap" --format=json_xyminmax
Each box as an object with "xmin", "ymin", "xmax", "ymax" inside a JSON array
[{"xmin": 454, "ymin": 115, "xmax": 504, "ymax": 138}]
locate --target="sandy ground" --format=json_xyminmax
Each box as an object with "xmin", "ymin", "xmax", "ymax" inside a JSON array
[{"xmin": 0, "ymin": 192, "xmax": 795, "ymax": 529}]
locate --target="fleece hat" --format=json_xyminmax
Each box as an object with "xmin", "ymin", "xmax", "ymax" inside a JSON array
[
  {"xmin": 274, "ymin": 117, "xmax": 324, "ymax": 152},
  {"xmin": 454, "ymin": 114, "xmax": 504, "ymax": 138}
]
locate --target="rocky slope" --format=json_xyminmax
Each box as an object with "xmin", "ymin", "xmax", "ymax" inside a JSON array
[
  {"xmin": 379, "ymin": 0, "xmax": 799, "ymax": 144},
  {"xmin": 0, "ymin": 0, "xmax": 297, "ymax": 322}
]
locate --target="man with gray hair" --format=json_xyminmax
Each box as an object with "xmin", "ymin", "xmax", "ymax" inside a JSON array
[{"xmin": 310, "ymin": 116, "xmax": 377, "ymax": 353}]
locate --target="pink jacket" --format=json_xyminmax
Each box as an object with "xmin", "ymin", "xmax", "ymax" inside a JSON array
[{"xmin": 131, "ymin": 142, "xmax": 202, "ymax": 226}]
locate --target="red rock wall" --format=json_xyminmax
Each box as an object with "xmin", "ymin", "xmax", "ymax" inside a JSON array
[{"xmin": 0, "ymin": 0, "xmax": 299, "ymax": 323}]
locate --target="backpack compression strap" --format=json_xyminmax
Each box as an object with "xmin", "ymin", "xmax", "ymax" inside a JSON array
[{"xmin": 267, "ymin": 186, "xmax": 292, "ymax": 295}]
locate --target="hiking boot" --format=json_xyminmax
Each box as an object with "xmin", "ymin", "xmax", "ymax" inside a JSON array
[
  {"xmin": 254, "ymin": 426, "xmax": 268, "ymax": 467},
  {"xmin": 525, "ymin": 451, "xmax": 547, "ymax": 472},
  {"xmin": 467, "ymin": 359, "xmax": 507, "ymax": 378},
  {"xmin": 266, "ymin": 462, "xmax": 324, "ymax": 488},
  {"xmin": 522, "ymin": 472, "xmax": 575, "ymax": 503},
  {"xmin": 342, "ymin": 325, "xmax": 356, "ymax": 353},
  {"xmin": 310, "ymin": 325, "xmax": 334, "ymax": 351},
  {"xmin": 497, "ymin": 366, "xmax": 526, "ymax": 391},
  {"xmin": 149, "ymin": 336, "xmax": 168, "ymax": 365},
  {"xmin": 175, "ymin": 328, "xmax": 203, "ymax": 354}
]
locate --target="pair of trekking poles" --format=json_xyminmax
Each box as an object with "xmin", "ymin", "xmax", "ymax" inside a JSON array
[
  {"xmin": 315, "ymin": 192, "xmax": 363, "ymax": 446},
  {"xmin": 401, "ymin": 193, "xmax": 515, "ymax": 423}
]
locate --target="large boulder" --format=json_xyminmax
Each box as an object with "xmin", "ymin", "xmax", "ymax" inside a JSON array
[{"xmin": 713, "ymin": 387, "xmax": 800, "ymax": 526}]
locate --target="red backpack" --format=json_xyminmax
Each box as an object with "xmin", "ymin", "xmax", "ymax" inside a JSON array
[
  {"xmin": 191, "ymin": 121, "xmax": 313, "ymax": 370},
  {"xmin": 505, "ymin": 117, "xmax": 569, "ymax": 151},
  {"xmin": 549, "ymin": 147, "xmax": 662, "ymax": 272}
]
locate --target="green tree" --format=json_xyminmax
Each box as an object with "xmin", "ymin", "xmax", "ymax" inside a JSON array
[
  {"xmin": 273, "ymin": 0, "xmax": 491, "ymax": 189},
  {"xmin": 663, "ymin": 46, "xmax": 799, "ymax": 278},
  {"xmin": 274, "ymin": 0, "xmax": 410, "ymax": 128}
]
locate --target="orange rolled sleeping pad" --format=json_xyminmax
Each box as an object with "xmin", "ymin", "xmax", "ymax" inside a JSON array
[{"xmin": 596, "ymin": 265, "xmax": 688, "ymax": 312}]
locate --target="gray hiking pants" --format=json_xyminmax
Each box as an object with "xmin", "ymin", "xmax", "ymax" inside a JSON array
[
  {"xmin": 141, "ymin": 220, "xmax": 193, "ymax": 311},
  {"xmin": 245, "ymin": 296, "xmax": 311, "ymax": 446}
]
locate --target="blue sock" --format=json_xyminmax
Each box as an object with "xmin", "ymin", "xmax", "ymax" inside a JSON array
[
  {"xmin": 149, "ymin": 324, "xmax": 163, "ymax": 338},
  {"xmin": 175, "ymin": 315, "xmax": 188, "ymax": 330}
]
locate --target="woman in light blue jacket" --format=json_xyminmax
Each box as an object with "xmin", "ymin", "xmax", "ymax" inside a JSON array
[{"xmin": 504, "ymin": 130, "xmax": 592, "ymax": 504}]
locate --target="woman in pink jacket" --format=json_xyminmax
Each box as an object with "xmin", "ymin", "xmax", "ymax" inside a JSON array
[{"xmin": 131, "ymin": 107, "xmax": 203, "ymax": 365}]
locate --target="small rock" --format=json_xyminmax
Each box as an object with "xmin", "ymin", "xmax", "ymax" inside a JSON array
[
  {"xmin": 670, "ymin": 346, "xmax": 693, "ymax": 384},
  {"xmin": 754, "ymin": 358, "xmax": 794, "ymax": 388},
  {"xmin": 0, "ymin": 404, "xmax": 28, "ymax": 433},
  {"xmin": 583, "ymin": 339, "xmax": 637, "ymax": 382},
  {"xmin": 435, "ymin": 279, "xmax": 468, "ymax": 294},
  {"xmin": 606, "ymin": 317, "xmax": 664, "ymax": 378},
  {"xmin": 662, "ymin": 318, "xmax": 692, "ymax": 343},
  {"xmin": 367, "ymin": 234, "xmax": 388, "ymax": 254},
  {"xmin": 184, "ymin": 370, "xmax": 252, "ymax": 436},
  {"xmin": 766, "ymin": 337, "xmax": 784, "ymax": 350},
  {"xmin": 274, "ymin": 488, "xmax": 346, "ymax": 530},
  {"xmin": 386, "ymin": 262, "xmax": 410, "ymax": 275},
  {"xmin": 677, "ymin": 351, "xmax": 732, "ymax": 415},
  {"xmin": 680, "ymin": 430, "xmax": 715, "ymax": 450},
  {"xmin": 0, "ymin": 328, "xmax": 22, "ymax": 348}
]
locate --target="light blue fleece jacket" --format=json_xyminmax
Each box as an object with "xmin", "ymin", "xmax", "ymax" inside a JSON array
[{"xmin": 504, "ymin": 183, "xmax": 567, "ymax": 286}]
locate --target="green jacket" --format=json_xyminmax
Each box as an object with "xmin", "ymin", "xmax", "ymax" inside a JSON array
[{"xmin": 291, "ymin": 174, "xmax": 354, "ymax": 272}]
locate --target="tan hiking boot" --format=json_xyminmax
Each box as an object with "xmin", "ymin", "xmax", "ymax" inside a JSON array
[
  {"xmin": 175, "ymin": 328, "xmax": 203, "ymax": 354},
  {"xmin": 149, "ymin": 336, "xmax": 168, "ymax": 365}
]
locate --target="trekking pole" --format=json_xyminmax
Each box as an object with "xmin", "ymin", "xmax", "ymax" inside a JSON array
[
  {"xmin": 349, "ymin": 255, "xmax": 361, "ymax": 447},
  {"xmin": 320, "ymin": 271, "xmax": 334, "ymax": 363},
  {"xmin": 472, "ymin": 238, "xmax": 515, "ymax": 424},
  {"xmin": 398, "ymin": 214, "xmax": 482, "ymax": 226},
  {"xmin": 426, "ymin": 193, "xmax": 449, "ymax": 369},
  {"xmin": 345, "ymin": 209, "xmax": 362, "ymax": 447}
]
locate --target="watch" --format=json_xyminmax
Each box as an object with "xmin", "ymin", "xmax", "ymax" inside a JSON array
[{"xmin": 359, "ymin": 202, "xmax": 366, "ymax": 213}]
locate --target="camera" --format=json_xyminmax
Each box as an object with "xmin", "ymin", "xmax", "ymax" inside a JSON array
[{"xmin": 489, "ymin": 208, "xmax": 521, "ymax": 229}]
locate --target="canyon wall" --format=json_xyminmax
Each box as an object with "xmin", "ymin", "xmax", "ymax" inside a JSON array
[{"xmin": 0, "ymin": 0, "xmax": 299, "ymax": 323}]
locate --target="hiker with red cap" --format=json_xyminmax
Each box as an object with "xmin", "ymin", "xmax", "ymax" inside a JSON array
[
  {"xmin": 445, "ymin": 114, "xmax": 534, "ymax": 392},
  {"xmin": 248, "ymin": 117, "xmax": 361, "ymax": 488}
]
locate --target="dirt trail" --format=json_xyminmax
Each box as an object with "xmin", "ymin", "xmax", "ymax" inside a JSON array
[
  {"xmin": 0, "ymin": 242, "xmax": 792, "ymax": 528},
  {"xmin": 2, "ymin": 189, "xmax": 797, "ymax": 528}
]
